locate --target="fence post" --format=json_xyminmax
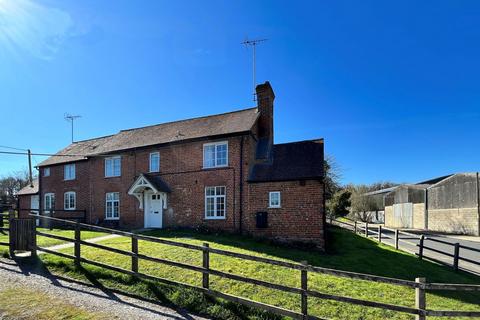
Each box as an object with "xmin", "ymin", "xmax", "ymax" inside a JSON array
[
  {"xmin": 30, "ymin": 218, "xmax": 37, "ymax": 257},
  {"xmin": 8, "ymin": 209, "xmax": 14, "ymax": 258},
  {"xmin": 354, "ymin": 220, "xmax": 357, "ymax": 233},
  {"xmin": 301, "ymin": 261, "xmax": 308, "ymax": 319},
  {"xmin": 453, "ymin": 243, "xmax": 460, "ymax": 271},
  {"xmin": 202, "ymin": 243, "xmax": 210, "ymax": 290},
  {"xmin": 395, "ymin": 229, "xmax": 399, "ymax": 250},
  {"xmin": 418, "ymin": 235, "xmax": 425, "ymax": 260},
  {"xmin": 415, "ymin": 277, "xmax": 426, "ymax": 320},
  {"xmin": 0, "ymin": 214, "xmax": 3, "ymax": 228},
  {"xmin": 74, "ymin": 223, "xmax": 81, "ymax": 267},
  {"xmin": 365, "ymin": 222, "xmax": 369, "ymax": 237},
  {"xmin": 132, "ymin": 235, "xmax": 138, "ymax": 274},
  {"xmin": 378, "ymin": 225, "xmax": 382, "ymax": 243}
]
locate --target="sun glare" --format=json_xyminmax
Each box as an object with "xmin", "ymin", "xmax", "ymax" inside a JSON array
[{"xmin": 0, "ymin": 0, "xmax": 74, "ymax": 60}]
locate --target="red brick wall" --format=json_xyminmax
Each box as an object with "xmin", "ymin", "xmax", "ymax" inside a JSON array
[
  {"xmin": 244, "ymin": 180, "xmax": 325, "ymax": 248},
  {"xmin": 40, "ymin": 162, "xmax": 90, "ymax": 221}
]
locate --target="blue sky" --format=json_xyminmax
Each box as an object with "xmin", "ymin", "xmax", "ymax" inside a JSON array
[{"xmin": 1, "ymin": 0, "xmax": 479, "ymax": 184}]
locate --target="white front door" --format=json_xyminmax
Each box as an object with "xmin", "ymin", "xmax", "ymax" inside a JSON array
[
  {"xmin": 30, "ymin": 195, "xmax": 39, "ymax": 226},
  {"xmin": 146, "ymin": 193, "xmax": 163, "ymax": 228}
]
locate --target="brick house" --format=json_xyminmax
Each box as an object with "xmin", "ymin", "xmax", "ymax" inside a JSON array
[{"xmin": 18, "ymin": 82, "xmax": 326, "ymax": 248}]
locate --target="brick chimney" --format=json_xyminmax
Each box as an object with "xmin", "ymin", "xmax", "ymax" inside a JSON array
[{"xmin": 256, "ymin": 81, "xmax": 275, "ymax": 142}]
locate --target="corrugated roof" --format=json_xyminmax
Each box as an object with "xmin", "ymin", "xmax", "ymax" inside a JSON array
[
  {"xmin": 248, "ymin": 139, "xmax": 324, "ymax": 182},
  {"xmin": 17, "ymin": 179, "xmax": 39, "ymax": 196},
  {"xmin": 39, "ymin": 108, "xmax": 259, "ymax": 167}
]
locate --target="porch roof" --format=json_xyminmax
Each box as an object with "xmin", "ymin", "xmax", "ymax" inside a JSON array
[{"xmin": 128, "ymin": 173, "xmax": 171, "ymax": 195}]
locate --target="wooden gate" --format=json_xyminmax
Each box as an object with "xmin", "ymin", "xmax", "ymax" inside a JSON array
[{"xmin": 9, "ymin": 218, "xmax": 36, "ymax": 257}]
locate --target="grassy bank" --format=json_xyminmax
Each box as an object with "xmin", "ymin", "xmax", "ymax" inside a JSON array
[{"xmin": 38, "ymin": 227, "xmax": 480, "ymax": 320}]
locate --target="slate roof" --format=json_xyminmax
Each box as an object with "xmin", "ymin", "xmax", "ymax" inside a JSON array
[
  {"xmin": 39, "ymin": 108, "xmax": 259, "ymax": 167},
  {"xmin": 17, "ymin": 179, "xmax": 39, "ymax": 196},
  {"xmin": 143, "ymin": 174, "xmax": 172, "ymax": 193},
  {"xmin": 249, "ymin": 139, "xmax": 324, "ymax": 182}
]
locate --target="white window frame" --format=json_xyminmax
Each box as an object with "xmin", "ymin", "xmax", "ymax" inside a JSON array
[
  {"xmin": 64, "ymin": 164, "xmax": 75, "ymax": 180},
  {"xmin": 105, "ymin": 156, "xmax": 121, "ymax": 177},
  {"xmin": 203, "ymin": 141, "xmax": 228, "ymax": 169},
  {"xmin": 105, "ymin": 192, "xmax": 120, "ymax": 220},
  {"xmin": 44, "ymin": 193, "xmax": 55, "ymax": 211},
  {"xmin": 43, "ymin": 167, "xmax": 50, "ymax": 177},
  {"xmin": 269, "ymin": 191, "xmax": 281, "ymax": 208},
  {"xmin": 64, "ymin": 191, "xmax": 76, "ymax": 210},
  {"xmin": 149, "ymin": 152, "xmax": 160, "ymax": 173},
  {"xmin": 204, "ymin": 186, "xmax": 226, "ymax": 220}
]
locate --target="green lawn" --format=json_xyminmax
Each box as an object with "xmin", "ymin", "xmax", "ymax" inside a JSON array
[
  {"xmin": 0, "ymin": 227, "xmax": 107, "ymax": 256},
  {"xmin": 38, "ymin": 227, "xmax": 480, "ymax": 320},
  {"xmin": 0, "ymin": 286, "xmax": 107, "ymax": 320}
]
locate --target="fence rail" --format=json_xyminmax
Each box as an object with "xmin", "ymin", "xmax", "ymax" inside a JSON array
[
  {"xmin": 330, "ymin": 218, "xmax": 480, "ymax": 273},
  {"xmin": 20, "ymin": 214, "xmax": 479, "ymax": 319}
]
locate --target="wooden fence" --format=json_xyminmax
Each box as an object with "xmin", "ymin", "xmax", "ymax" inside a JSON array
[
  {"xmin": 330, "ymin": 217, "xmax": 480, "ymax": 273},
  {"xmin": 19, "ymin": 214, "xmax": 478, "ymax": 320},
  {"xmin": 0, "ymin": 212, "xmax": 10, "ymax": 247}
]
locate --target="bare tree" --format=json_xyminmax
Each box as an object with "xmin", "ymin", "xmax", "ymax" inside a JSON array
[{"xmin": 0, "ymin": 169, "xmax": 31, "ymax": 206}]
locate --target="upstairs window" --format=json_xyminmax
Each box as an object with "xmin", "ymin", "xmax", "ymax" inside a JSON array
[
  {"xmin": 64, "ymin": 164, "xmax": 75, "ymax": 180},
  {"xmin": 105, "ymin": 156, "xmax": 121, "ymax": 177},
  {"xmin": 205, "ymin": 186, "xmax": 226, "ymax": 219},
  {"xmin": 149, "ymin": 152, "xmax": 160, "ymax": 172},
  {"xmin": 203, "ymin": 141, "xmax": 228, "ymax": 168},
  {"xmin": 44, "ymin": 193, "xmax": 55, "ymax": 211},
  {"xmin": 64, "ymin": 192, "xmax": 76, "ymax": 210},
  {"xmin": 43, "ymin": 167, "xmax": 50, "ymax": 177},
  {"xmin": 269, "ymin": 191, "xmax": 281, "ymax": 208},
  {"xmin": 105, "ymin": 192, "xmax": 120, "ymax": 220}
]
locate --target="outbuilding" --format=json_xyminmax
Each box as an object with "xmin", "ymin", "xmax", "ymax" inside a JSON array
[{"xmin": 383, "ymin": 173, "xmax": 480, "ymax": 235}]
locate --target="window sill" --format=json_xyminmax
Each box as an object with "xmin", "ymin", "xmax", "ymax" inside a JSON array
[
  {"xmin": 63, "ymin": 179, "xmax": 75, "ymax": 181},
  {"xmin": 202, "ymin": 165, "xmax": 228, "ymax": 170},
  {"xmin": 268, "ymin": 206, "xmax": 281, "ymax": 209},
  {"xmin": 64, "ymin": 209, "xmax": 76, "ymax": 211},
  {"xmin": 105, "ymin": 218, "xmax": 120, "ymax": 221},
  {"xmin": 104, "ymin": 176, "xmax": 121, "ymax": 179},
  {"xmin": 204, "ymin": 217, "xmax": 226, "ymax": 220}
]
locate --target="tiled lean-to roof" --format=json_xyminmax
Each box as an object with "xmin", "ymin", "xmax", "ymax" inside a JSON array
[
  {"xmin": 249, "ymin": 139, "xmax": 324, "ymax": 182},
  {"xmin": 17, "ymin": 179, "xmax": 39, "ymax": 195},
  {"xmin": 39, "ymin": 107, "xmax": 259, "ymax": 167}
]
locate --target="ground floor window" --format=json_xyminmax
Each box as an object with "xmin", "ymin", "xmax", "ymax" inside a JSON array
[
  {"xmin": 44, "ymin": 193, "xmax": 55, "ymax": 211},
  {"xmin": 269, "ymin": 191, "xmax": 281, "ymax": 208},
  {"xmin": 64, "ymin": 192, "xmax": 76, "ymax": 210},
  {"xmin": 205, "ymin": 186, "xmax": 226, "ymax": 219},
  {"xmin": 106, "ymin": 192, "xmax": 120, "ymax": 220}
]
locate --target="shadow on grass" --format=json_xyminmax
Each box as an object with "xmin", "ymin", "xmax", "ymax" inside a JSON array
[
  {"xmin": 140, "ymin": 226, "xmax": 480, "ymax": 306},
  {"xmin": 38, "ymin": 256, "xmax": 281, "ymax": 320}
]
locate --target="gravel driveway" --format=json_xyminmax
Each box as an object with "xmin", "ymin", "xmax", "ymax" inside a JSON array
[{"xmin": 0, "ymin": 258, "xmax": 208, "ymax": 320}]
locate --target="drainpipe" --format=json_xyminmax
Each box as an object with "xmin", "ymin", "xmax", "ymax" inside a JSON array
[
  {"xmin": 239, "ymin": 136, "xmax": 244, "ymax": 234},
  {"xmin": 476, "ymin": 172, "xmax": 480, "ymax": 236}
]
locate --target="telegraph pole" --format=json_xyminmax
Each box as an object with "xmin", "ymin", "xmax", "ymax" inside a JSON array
[
  {"xmin": 64, "ymin": 114, "xmax": 81, "ymax": 143},
  {"xmin": 242, "ymin": 38, "xmax": 268, "ymax": 101}
]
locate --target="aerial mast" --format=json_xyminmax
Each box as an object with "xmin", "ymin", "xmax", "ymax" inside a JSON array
[
  {"xmin": 64, "ymin": 113, "xmax": 81, "ymax": 143},
  {"xmin": 241, "ymin": 38, "xmax": 268, "ymax": 102}
]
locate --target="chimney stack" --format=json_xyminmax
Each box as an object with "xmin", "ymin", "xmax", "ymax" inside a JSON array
[{"xmin": 256, "ymin": 81, "xmax": 275, "ymax": 142}]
